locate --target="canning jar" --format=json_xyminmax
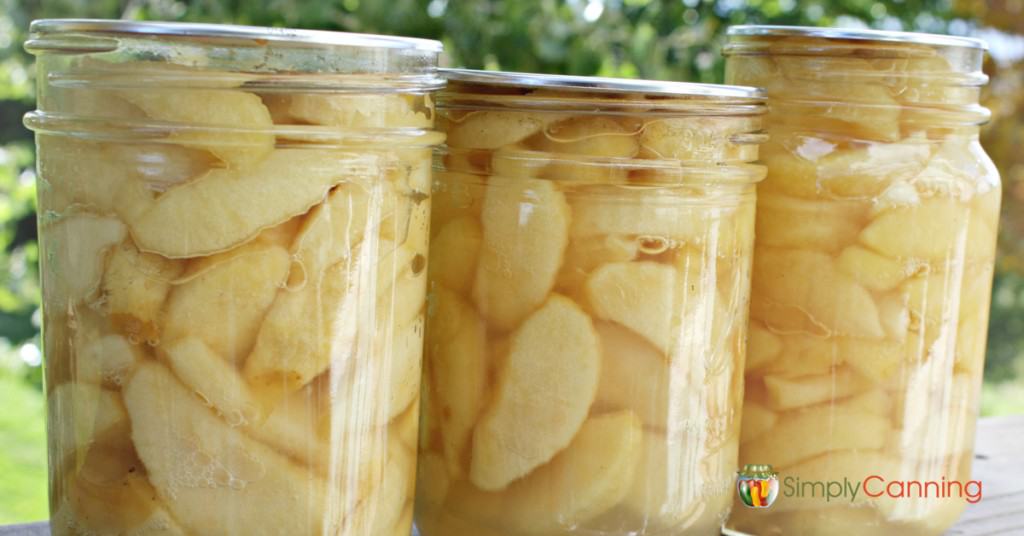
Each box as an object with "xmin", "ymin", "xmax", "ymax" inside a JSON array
[
  {"xmin": 415, "ymin": 69, "xmax": 766, "ymax": 536},
  {"xmin": 724, "ymin": 26, "xmax": 999, "ymax": 536},
  {"xmin": 24, "ymin": 20, "xmax": 442, "ymax": 536}
]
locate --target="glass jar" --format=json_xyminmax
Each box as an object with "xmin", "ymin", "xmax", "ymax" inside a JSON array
[
  {"xmin": 24, "ymin": 20, "xmax": 443, "ymax": 536},
  {"xmin": 725, "ymin": 26, "xmax": 999, "ymax": 536},
  {"xmin": 415, "ymin": 70, "xmax": 766, "ymax": 536}
]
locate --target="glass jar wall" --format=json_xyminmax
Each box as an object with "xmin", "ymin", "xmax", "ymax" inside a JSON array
[
  {"xmin": 24, "ymin": 20, "xmax": 443, "ymax": 536},
  {"xmin": 725, "ymin": 26, "xmax": 999, "ymax": 536},
  {"xmin": 416, "ymin": 70, "xmax": 766, "ymax": 536}
]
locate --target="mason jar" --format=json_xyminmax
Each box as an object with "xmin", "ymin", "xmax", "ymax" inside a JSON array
[
  {"xmin": 724, "ymin": 26, "xmax": 998, "ymax": 536},
  {"xmin": 415, "ymin": 69, "xmax": 766, "ymax": 536},
  {"xmin": 24, "ymin": 20, "xmax": 443, "ymax": 536}
]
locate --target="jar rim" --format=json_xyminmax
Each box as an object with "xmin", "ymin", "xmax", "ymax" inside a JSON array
[
  {"xmin": 441, "ymin": 68, "xmax": 766, "ymax": 100},
  {"xmin": 26, "ymin": 19, "xmax": 443, "ymax": 54},
  {"xmin": 727, "ymin": 25, "xmax": 987, "ymax": 51}
]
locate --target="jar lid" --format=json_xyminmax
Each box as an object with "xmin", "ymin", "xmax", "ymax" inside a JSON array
[
  {"xmin": 27, "ymin": 19, "xmax": 442, "ymax": 53},
  {"xmin": 727, "ymin": 25, "xmax": 987, "ymax": 51},
  {"xmin": 442, "ymin": 68, "xmax": 765, "ymax": 99}
]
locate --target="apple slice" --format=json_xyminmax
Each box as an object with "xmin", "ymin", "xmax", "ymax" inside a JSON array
[
  {"xmin": 60, "ymin": 82, "xmax": 146, "ymax": 118},
  {"xmin": 339, "ymin": 439, "xmax": 414, "ymax": 536},
  {"xmin": 102, "ymin": 240, "xmax": 183, "ymax": 341},
  {"xmin": 289, "ymin": 182, "xmax": 376, "ymax": 286},
  {"xmin": 446, "ymin": 111, "xmax": 562, "ymax": 150},
  {"xmin": 431, "ymin": 171, "xmax": 485, "ymax": 234},
  {"xmin": 128, "ymin": 149, "xmax": 363, "ymax": 258},
  {"xmin": 585, "ymin": 261, "xmax": 682, "ymax": 353},
  {"xmin": 890, "ymin": 55, "xmax": 957, "ymax": 103},
  {"xmin": 284, "ymin": 93, "xmax": 431, "ymax": 129},
  {"xmin": 755, "ymin": 194, "xmax": 866, "ymax": 253},
  {"xmin": 746, "ymin": 322, "xmax": 783, "ymax": 371},
  {"xmin": 877, "ymin": 292, "xmax": 911, "ymax": 342},
  {"xmin": 844, "ymin": 388, "xmax": 892, "ymax": 416},
  {"xmin": 60, "ymin": 469, "xmax": 187, "ymax": 536},
  {"xmin": 640, "ymin": 116, "xmax": 757, "ymax": 162},
  {"xmin": 163, "ymin": 240, "xmax": 290, "ymax": 364},
  {"xmin": 316, "ymin": 373, "xmax": 390, "ymax": 493},
  {"xmin": 813, "ymin": 135, "xmax": 932, "ymax": 199},
  {"xmin": 122, "ymin": 88, "xmax": 273, "ymax": 168},
  {"xmin": 35, "ymin": 136, "xmax": 210, "ymax": 217},
  {"xmin": 470, "ymin": 295, "xmax": 601, "ymax": 491},
  {"xmin": 959, "ymin": 262, "xmax": 996, "ymax": 321},
  {"xmin": 742, "ymin": 403, "xmax": 889, "ymax": 468},
  {"xmin": 836, "ymin": 244, "xmax": 911, "ymax": 292},
  {"xmin": 532, "ymin": 116, "xmax": 639, "ymax": 157},
  {"xmin": 428, "ymin": 287, "xmax": 489, "ymax": 478},
  {"xmin": 570, "ymin": 188, "xmax": 709, "ymax": 242},
  {"xmin": 253, "ymin": 214, "xmax": 303, "ymax": 248},
  {"xmin": 752, "ymin": 248, "xmax": 884, "ymax": 339},
  {"xmin": 763, "ymin": 367, "xmax": 872, "ymax": 411},
  {"xmin": 555, "ymin": 234, "xmax": 638, "ymax": 296},
  {"xmin": 473, "ymin": 175, "xmax": 570, "ymax": 330},
  {"xmin": 75, "ymin": 333, "xmax": 143, "ymax": 389},
  {"xmin": 43, "ymin": 214, "xmax": 126, "ymax": 306},
  {"xmin": 623, "ymin": 429, "xmax": 707, "ymax": 529},
  {"xmin": 124, "ymin": 362, "xmax": 331, "ymax": 535},
  {"xmin": 912, "ymin": 137, "xmax": 994, "ymax": 198},
  {"xmin": 380, "ymin": 316, "xmax": 424, "ymax": 420},
  {"xmin": 376, "ymin": 183, "xmax": 419, "ymax": 249},
  {"xmin": 377, "ymin": 243, "xmax": 429, "ymax": 332},
  {"xmin": 900, "ymin": 272, "xmax": 955, "ymax": 329},
  {"xmin": 428, "ymin": 217, "xmax": 483, "ymax": 295},
  {"xmin": 972, "ymin": 184, "xmax": 1001, "ymax": 231},
  {"xmin": 762, "ymin": 335, "xmax": 840, "ymax": 377},
  {"xmin": 756, "ymin": 139, "xmax": 820, "ymax": 199},
  {"xmin": 740, "ymin": 399, "xmax": 778, "ymax": 444},
  {"xmin": 55, "ymin": 416, "xmax": 162, "ymax": 533},
  {"xmin": 955, "ymin": 311, "xmax": 988, "ymax": 375},
  {"xmin": 163, "ymin": 337, "xmax": 263, "ymax": 426},
  {"xmin": 48, "ymin": 383, "xmax": 128, "ymax": 462},
  {"xmin": 837, "ymin": 338, "xmax": 906, "ymax": 385},
  {"xmin": 891, "ymin": 370, "xmax": 977, "ymax": 459},
  {"xmin": 246, "ymin": 236, "xmax": 423, "ymax": 408},
  {"xmin": 859, "ymin": 198, "xmax": 971, "ymax": 261},
  {"xmin": 773, "ymin": 59, "xmax": 902, "ymax": 141},
  {"xmin": 244, "ymin": 255, "xmax": 361, "ymax": 403},
  {"xmin": 714, "ymin": 197, "xmax": 758, "ymax": 257},
  {"xmin": 593, "ymin": 321, "xmax": 695, "ymax": 429},
  {"xmin": 390, "ymin": 398, "xmax": 420, "ymax": 452},
  {"xmin": 246, "ymin": 383, "xmax": 329, "ymax": 471},
  {"xmin": 537, "ymin": 155, "xmax": 630, "ymax": 184},
  {"xmin": 454, "ymin": 411, "xmax": 643, "ymax": 534}
]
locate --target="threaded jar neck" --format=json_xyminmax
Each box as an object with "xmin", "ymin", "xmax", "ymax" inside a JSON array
[{"xmin": 724, "ymin": 26, "xmax": 990, "ymax": 129}]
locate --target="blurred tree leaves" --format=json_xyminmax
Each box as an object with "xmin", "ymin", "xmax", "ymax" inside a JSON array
[{"xmin": 0, "ymin": 0, "xmax": 38, "ymax": 354}]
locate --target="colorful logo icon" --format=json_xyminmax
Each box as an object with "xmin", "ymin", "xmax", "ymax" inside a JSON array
[{"xmin": 737, "ymin": 464, "xmax": 779, "ymax": 508}]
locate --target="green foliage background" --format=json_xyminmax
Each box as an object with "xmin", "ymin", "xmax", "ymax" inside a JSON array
[{"xmin": 0, "ymin": 0, "xmax": 1022, "ymax": 524}]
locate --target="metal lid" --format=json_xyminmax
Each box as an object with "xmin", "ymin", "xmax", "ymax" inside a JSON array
[
  {"xmin": 28, "ymin": 19, "xmax": 443, "ymax": 53},
  {"xmin": 442, "ymin": 68, "xmax": 765, "ymax": 99},
  {"xmin": 727, "ymin": 25, "xmax": 987, "ymax": 51}
]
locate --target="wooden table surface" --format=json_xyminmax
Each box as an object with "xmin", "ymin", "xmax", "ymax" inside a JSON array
[
  {"xmin": 946, "ymin": 415, "xmax": 1024, "ymax": 535},
  {"xmin": 4, "ymin": 415, "xmax": 1022, "ymax": 535}
]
